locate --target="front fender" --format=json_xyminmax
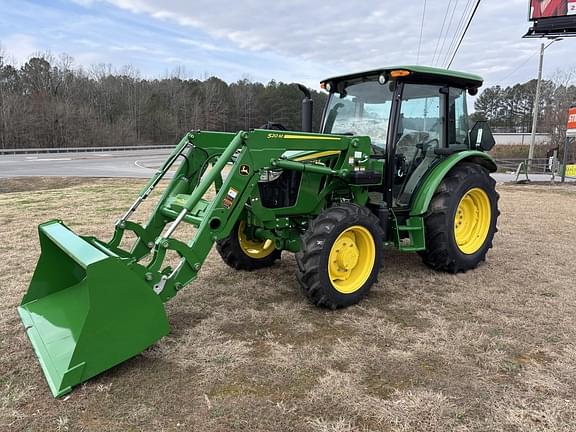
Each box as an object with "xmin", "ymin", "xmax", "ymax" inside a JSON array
[{"xmin": 409, "ymin": 151, "xmax": 497, "ymax": 216}]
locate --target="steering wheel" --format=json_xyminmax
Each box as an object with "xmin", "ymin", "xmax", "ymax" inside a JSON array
[{"xmin": 397, "ymin": 137, "xmax": 439, "ymax": 183}]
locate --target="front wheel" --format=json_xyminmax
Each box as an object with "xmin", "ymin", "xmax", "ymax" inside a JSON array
[
  {"xmin": 216, "ymin": 220, "xmax": 281, "ymax": 270},
  {"xmin": 419, "ymin": 163, "xmax": 499, "ymax": 273},
  {"xmin": 296, "ymin": 204, "xmax": 383, "ymax": 309}
]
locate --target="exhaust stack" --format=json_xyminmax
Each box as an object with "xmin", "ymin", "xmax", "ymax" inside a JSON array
[{"xmin": 297, "ymin": 84, "xmax": 313, "ymax": 132}]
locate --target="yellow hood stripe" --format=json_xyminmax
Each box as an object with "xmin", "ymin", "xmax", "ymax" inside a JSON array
[
  {"xmin": 283, "ymin": 134, "xmax": 341, "ymax": 141},
  {"xmin": 294, "ymin": 151, "xmax": 341, "ymax": 162}
]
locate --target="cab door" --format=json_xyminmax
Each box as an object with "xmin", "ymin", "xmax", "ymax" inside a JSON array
[{"xmin": 391, "ymin": 83, "xmax": 447, "ymax": 208}]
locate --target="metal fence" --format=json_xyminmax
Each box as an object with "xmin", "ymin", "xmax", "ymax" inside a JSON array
[
  {"xmin": 496, "ymin": 157, "xmax": 576, "ymax": 182},
  {"xmin": 496, "ymin": 158, "xmax": 551, "ymax": 173},
  {"xmin": 0, "ymin": 144, "xmax": 173, "ymax": 155}
]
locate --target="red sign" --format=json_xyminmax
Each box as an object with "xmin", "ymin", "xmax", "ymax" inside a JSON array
[
  {"xmin": 530, "ymin": 0, "xmax": 576, "ymax": 20},
  {"xmin": 568, "ymin": 106, "xmax": 576, "ymax": 136}
]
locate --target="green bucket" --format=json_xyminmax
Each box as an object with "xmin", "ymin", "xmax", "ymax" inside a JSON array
[{"xmin": 18, "ymin": 221, "xmax": 169, "ymax": 397}]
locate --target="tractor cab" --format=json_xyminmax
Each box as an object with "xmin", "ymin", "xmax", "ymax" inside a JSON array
[{"xmin": 319, "ymin": 66, "xmax": 493, "ymax": 208}]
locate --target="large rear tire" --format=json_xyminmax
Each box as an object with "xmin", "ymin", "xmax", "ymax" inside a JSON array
[
  {"xmin": 296, "ymin": 204, "xmax": 383, "ymax": 309},
  {"xmin": 216, "ymin": 220, "xmax": 281, "ymax": 270},
  {"xmin": 419, "ymin": 163, "xmax": 499, "ymax": 273}
]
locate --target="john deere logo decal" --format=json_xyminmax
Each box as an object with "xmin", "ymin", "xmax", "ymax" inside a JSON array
[{"xmin": 239, "ymin": 165, "xmax": 250, "ymax": 176}]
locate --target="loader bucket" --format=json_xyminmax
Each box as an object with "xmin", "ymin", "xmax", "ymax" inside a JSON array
[{"xmin": 18, "ymin": 220, "xmax": 169, "ymax": 397}]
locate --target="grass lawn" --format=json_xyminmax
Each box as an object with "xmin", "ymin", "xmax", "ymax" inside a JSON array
[{"xmin": 1, "ymin": 177, "xmax": 575, "ymax": 432}]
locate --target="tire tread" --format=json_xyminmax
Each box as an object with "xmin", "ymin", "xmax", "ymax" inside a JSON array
[
  {"xmin": 419, "ymin": 163, "xmax": 500, "ymax": 273},
  {"xmin": 296, "ymin": 203, "xmax": 383, "ymax": 309}
]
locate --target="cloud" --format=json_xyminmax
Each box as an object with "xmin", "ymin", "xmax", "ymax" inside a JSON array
[
  {"xmin": 68, "ymin": 0, "xmax": 96, "ymax": 5},
  {"xmin": 0, "ymin": 34, "xmax": 38, "ymax": 63},
  {"xmin": 1, "ymin": 0, "xmax": 573, "ymax": 91},
  {"xmin": 176, "ymin": 38, "xmax": 234, "ymax": 53},
  {"xmin": 92, "ymin": 0, "xmax": 574, "ymax": 88},
  {"xmin": 75, "ymin": 38, "xmax": 101, "ymax": 49},
  {"xmin": 0, "ymin": 0, "xmax": 273, "ymax": 82}
]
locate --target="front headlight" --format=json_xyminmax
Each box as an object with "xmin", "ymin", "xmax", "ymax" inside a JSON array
[{"xmin": 259, "ymin": 169, "xmax": 283, "ymax": 182}]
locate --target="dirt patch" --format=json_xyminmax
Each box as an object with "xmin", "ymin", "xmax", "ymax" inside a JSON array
[{"xmin": 1, "ymin": 178, "xmax": 576, "ymax": 431}]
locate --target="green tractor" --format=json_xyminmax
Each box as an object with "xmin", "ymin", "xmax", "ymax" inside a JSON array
[{"xmin": 19, "ymin": 66, "xmax": 499, "ymax": 397}]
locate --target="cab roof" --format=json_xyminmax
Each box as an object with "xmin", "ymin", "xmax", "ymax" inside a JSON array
[{"xmin": 321, "ymin": 65, "xmax": 483, "ymax": 90}]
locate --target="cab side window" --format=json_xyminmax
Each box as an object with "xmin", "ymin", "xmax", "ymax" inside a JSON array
[
  {"xmin": 396, "ymin": 84, "xmax": 444, "ymax": 153},
  {"xmin": 448, "ymin": 88, "xmax": 469, "ymax": 149}
]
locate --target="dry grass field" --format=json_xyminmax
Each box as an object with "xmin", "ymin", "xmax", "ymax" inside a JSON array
[{"xmin": 1, "ymin": 177, "xmax": 575, "ymax": 432}]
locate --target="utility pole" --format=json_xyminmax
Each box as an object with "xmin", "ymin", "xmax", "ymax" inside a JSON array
[
  {"xmin": 561, "ymin": 136, "xmax": 570, "ymax": 183},
  {"xmin": 528, "ymin": 43, "xmax": 544, "ymax": 168},
  {"xmin": 528, "ymin": 38, "xmax": 562, "ymax": 169}
]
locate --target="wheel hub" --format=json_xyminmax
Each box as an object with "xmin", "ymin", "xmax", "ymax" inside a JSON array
[
  {"xmin": 332, "ymin": 236, "xmax": 360, "ymax": 275},
  {"xmin": 454, "ymin": 188, "xmax": 491, "ymax": 255},
  {"xmin": 328, "ymin": 226, "xmax": 376, "ymax": 294},
  {"xmin": 237, "ymin": 221, "xmax": 275, "ymax": 259}
]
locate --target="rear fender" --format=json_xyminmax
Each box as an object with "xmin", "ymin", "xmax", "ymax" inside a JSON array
[{"xmin": 409, "ymin": 151, "xmax": 496, "ymax": 217}]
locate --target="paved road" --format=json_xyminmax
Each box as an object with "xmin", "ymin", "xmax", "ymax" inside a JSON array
[
  {"xmin": 0, "ymin": 149, "xmax": 171, "ymax": 178},
  {"xmin": 1, "ymin": 149, "xmax": 573, "ymax": 183}
]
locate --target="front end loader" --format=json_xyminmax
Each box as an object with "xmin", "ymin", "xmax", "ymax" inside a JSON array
[{"xmin": 19, "ymin": 66, "xmax": 500, "ymax": 397}]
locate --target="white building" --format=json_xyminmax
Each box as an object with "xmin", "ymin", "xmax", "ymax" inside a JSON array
[{"xmin": 493, "ymin": 133, "xmax": 550, "ymax": 146}]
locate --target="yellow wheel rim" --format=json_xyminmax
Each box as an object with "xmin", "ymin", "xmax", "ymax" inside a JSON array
[
  {"xmin": 328, "ymin": 225, "xmax": 376, "ymax": 294},
  {"xmin": 454, "ymin": 188, "xmax": 492, "ymax": 255},
  {"xmin": 237, "ymin": 220, "xmax": 275, "ymax": 259}
]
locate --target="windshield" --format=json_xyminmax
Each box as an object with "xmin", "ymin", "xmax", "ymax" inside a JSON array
[{"xmin": 322, "ymin": 80, "xmax": 394, "ymax": 149}]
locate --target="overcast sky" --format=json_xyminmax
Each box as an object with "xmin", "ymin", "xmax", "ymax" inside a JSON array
[{"xmin": 0, "ymin": 0, "xmax": 574, "ymax": 91}]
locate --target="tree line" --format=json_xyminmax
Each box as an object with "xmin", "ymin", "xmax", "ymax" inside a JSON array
[
  {"xmin": 1, "ymin": 51, "xmax": 575, "ymax": 151},
  {"xmin": 473, "ymin": 69, "xmax": 576, "ymax": 148},
  {"xmin": 0, "ymin": 53, "xmax": 327, "ymax": 149}
]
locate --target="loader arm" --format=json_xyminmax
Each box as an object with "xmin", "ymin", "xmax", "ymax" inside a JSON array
[{"xmin": 102, "ymin": 130, "xmax": 370, "ymax": 302}]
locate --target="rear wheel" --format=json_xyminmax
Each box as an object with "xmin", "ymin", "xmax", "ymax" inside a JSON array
[
  {"xmin": 296, "ymin": 204, "xmax": 383, "ymax": 309},
  {"xmin": 216, "ymin": 220, "xmax": 281, "ymax": 270},
  {"xmin": 419, "ymin": 163, "xmax": 499, "ymax": 273}
]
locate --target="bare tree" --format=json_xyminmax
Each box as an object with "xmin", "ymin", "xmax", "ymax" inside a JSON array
[{"xmin": 0, "ymin": 48, "xmax": 327, "ymax": 149}]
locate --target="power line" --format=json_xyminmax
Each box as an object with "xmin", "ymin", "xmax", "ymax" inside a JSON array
[
  {"xmin": 447, "ymin": 0, "xmax": 482, "ymax": 69},
  {"xmin": 417, "ymin": 0, "xmax": 427, "ymax": 64},
  {"xmin": 499, "ymin": 38, "xmax": 561, "ymax": 83},
  {"xmin": 434, "ymin": 0, "xmax": 461, "ymax": 66},
  {"xmin": 432, "ymin": 0, "xmax": 454, "ymax": 66},
  {"xmin": 499, "ymin": 50, "xmax": 540, "ymax": 83},
  {"xmin": 440, "ymin": 0, "xmax": 474, "ymax": 68}
]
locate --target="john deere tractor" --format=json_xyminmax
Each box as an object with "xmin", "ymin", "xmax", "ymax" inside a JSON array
[{"xmin": 19, "ymin": 66, "xmax": 499, "ymax": 397}]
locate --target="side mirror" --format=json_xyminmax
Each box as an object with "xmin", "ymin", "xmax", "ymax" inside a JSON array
[{"xmin": 469, "ymin": 120, "xmax": 495, "ymax": 151}]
